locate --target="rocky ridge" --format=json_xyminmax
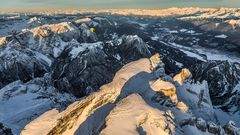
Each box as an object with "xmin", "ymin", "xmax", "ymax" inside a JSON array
[
  {"xmin": 32, "ymin": 8, "xmax": 240, "ymax": 46},
  {"xmin": 21, "ymin": 54, "xmax": 240, "ymax": 135}
]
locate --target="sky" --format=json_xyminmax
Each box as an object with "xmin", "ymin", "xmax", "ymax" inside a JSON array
[{"xmin": 0, "ymin": 0, "xmax": 240, "ymax": 11}]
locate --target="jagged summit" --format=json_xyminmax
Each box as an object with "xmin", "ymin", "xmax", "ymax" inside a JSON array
[
  {"xmin": 118, "ymin": 35, "xmax": 151, "ymax": 59},
  {"xmin": 21, "ymin": 54, "xmax": 240, "ymax": 135}
]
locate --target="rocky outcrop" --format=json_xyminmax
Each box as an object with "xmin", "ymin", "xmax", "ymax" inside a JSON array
[
  {"xmin": 0, "ymin": 41, "xmax": 50, "ymax": 89},
  {"xmin": 223, "ymin": 121, "xmax": 240, "ymax": 135},
  {"xmin": 180, "ymin": 117, "xmax": 240, "ymax": 135},
  {"xmin": 118, "ymin": 35, "xmax": 151, "ymax": 60},
  {"xmin": 0, "ymin": 123, "xmax": 13, "ymax": 135},
  {"xmin": 0, "ymin": 37, "xmax": 7, "ymax": 46},
  {"xmin": 173, "ymin": 68, "xmax": 191, "ymax": 85}
]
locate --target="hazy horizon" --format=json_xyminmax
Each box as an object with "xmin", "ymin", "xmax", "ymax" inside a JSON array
[{"xmin": 0, "ymin": 0, "xmax": 240, "ymax": 12}]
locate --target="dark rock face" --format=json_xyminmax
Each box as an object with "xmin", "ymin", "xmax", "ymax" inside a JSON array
[
  {"xmin": 0, "ymin": 42, "xmax": 50, "ymax": 89},
  {"xmin": 0, "ymin": 123, "xmax": 13, "ymax": 135},
  {"xmin": 51, "ymin": 41, "xmax": 118, "ymax": 97},
  {"xmin": 78, "ymin": 25, "xmax": 98, "ymax": 43},
  {"xmin": 196, "ymin": 118, "xmax": 207, "ymax": 132},
  {"xmin": 223, "ymin": 121, "xmax": 240, "ymax": 135},
  {"xmin": 51, "ymin": 34, "xmax": 152, "ymax": 97},
  {"xmin": 207, "ymin": 121, "xmax": 219, "ymax": 134},
  {"xmin": 192, "ymin": 61, "xmax": 240, "ymax": 112},
  {"xmin": 118, "ymin": 35, "xmax": 151, "ymax": 60},
  {"xmin": 180, "ymin": 117, "xmax": 197, "ymax": 127}
]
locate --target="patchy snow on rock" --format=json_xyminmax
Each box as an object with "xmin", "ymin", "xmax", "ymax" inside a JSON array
[
  {"xmin": 74, "ymin": 17, "xmax": 92, "ymax": 24},
  {"xmin": 69, "ymin": 46, "xmax": 85, "ymax": 59},
  {"xmin": 69, "ymin": 41, "xmax": 103, "ymax": 60},
  {"xmin": 151, "ymin": 35, "xmax": 159, "ymax": 41},
  {"xmin": 180, "ymin": 29, "xmax": 188, "ymax": 32},
  {"xmin": 186, "ymin": 30, "xmax": 195, "ymax": 34},
  {"xmin": 53, "ymin": 40, "xmax": 68, "ymax": 58},
  {"xmin": 183, "ymin": 50, "xmax": 206, "ymax": 62},
  {"xmin": 27, "ymin": 17, "xmax": 41, "ymax": 24},
  {"xmin": 233, "ymin": 83, "xmax": 240, "ymax": 93},
  {"xmin": 215, "ymin": 34, "xmax": 228, "ymax": 38},
  {"xmin": 169, "ymin": 30, "xmax": 179, "ymax": 33},
  {"xmin": 175, "ymin": 61, "xmax": 184, "ymax": 68},
  {"xmin": 113, "ymin": 54, "xmax": 121, "ymax": 60},
  {"xmin": 34, "ymin": 51, "xmax": 52, "ymax": 66}
]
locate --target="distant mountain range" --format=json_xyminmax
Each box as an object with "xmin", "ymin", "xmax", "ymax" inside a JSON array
[{"xmin": 0, "ymin": 8, "xmax": 239, "ymax": 135}]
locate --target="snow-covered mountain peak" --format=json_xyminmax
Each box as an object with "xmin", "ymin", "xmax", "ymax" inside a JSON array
[{"xmin": 20, "ymin": 54, "xmax": 240, "ymax": 135}]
